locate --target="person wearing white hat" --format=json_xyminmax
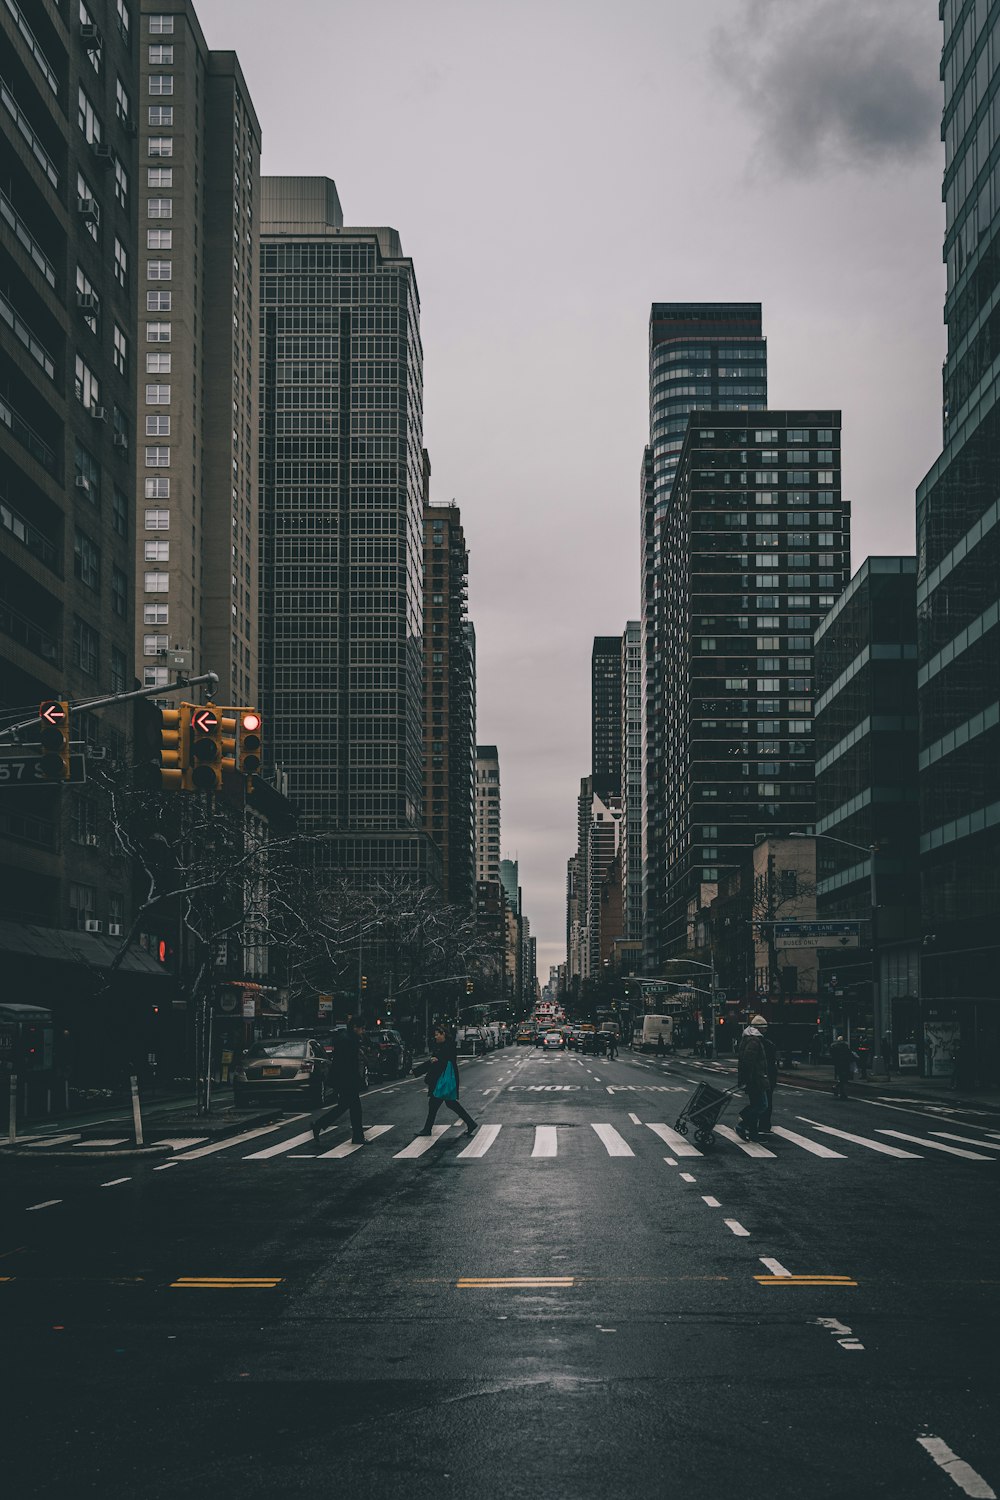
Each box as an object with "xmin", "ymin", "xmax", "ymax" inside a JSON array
[{"xmin": 736, "ymin": 1015, "xmax": 770, "ymax": 1141}]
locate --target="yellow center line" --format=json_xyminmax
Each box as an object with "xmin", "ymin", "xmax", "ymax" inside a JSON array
[
  {"xmin": 171, "ymin": 1277, "xmax": 283, "ymax": 1288},
  {"xmin": 456, "ymin": 1277, "xmax": 575, "ymax": 1288},
  {"xmin": 755, "ymin": 1275, "xmax": 858, "ymax": 1286}
]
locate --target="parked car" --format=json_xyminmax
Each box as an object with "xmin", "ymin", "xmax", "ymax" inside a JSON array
[
  {"xmin": 364, "ymin": 1026, "xmax": 412, "ymax": 1078},
  {"xmin": 231, "ymin": 1037, "xmax": 331, "ymax": 1108}
]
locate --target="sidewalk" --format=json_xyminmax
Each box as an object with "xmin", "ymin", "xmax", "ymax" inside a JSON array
[{"xmin": 677, "ymin": 1049, "xmax": 1000, "ymax": 1114}]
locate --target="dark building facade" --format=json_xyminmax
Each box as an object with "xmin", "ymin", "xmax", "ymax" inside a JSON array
[
  {"xmin": 642, "ymin": 303, "xmax": 767, "ymax": 971},
  {"xmin": 621, "ymin": 619, "xmax": 642, "ymax": 942},
  {"xmin": 813, "ymin": 558, "xmax": 920, "ymax": 1049},
  {"xmin": 658, "ymin": 410, "xmax": 850, "ymax": 965},
  {"xmin": 0, "ymin": 0, "xmax": 140, "ymax": 933},
  {"xmin": 422, "ymin": 495, "xmax": 476, "ymax": 909},
  {"xmin": 258, "ymin": 176, "xmax": 437, "ymax": 885},
  {"xmin": 591, "ymin": 634, "xmax": 621, "ymax": 798},
  {"xmin": 914, "ymin": 0, "xmax": 1000, "ymax": 1084}
]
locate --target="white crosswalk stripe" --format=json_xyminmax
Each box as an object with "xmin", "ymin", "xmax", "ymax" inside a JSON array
[
  {"xmin": 645, "ymin": 1123, "xmax": 701, "ymax": 1157},
  {"xmin": 457, "ymin": 1123, "xmax": 502, "ymax": 1159},
  {"xmin": 393, "ymin": 1124, "xmax": 454, "ymax": 1159},
  {"xmin": 877, "ymin": 1129, "xmax": 995, "ymax": 1160},
  {"xmin": 311, "ymin": 1124, "xmax": 394, "ymax": 1159},
  {"xmin": 768, "ymin": 1126, "xmax": 846, "ymax": 1159},
  {"xmin": 174, "ymin": 1119, "xmax": 307, "ymax": 1160},
  {"xmin": 591, "ymin": 1123, "xmax": 634, "ymax": 1157},
  {"xmin": 931, "ymin": 1132, "xmax": 1000, "ymax": 1150},
  {"xmin": 796, "ymin": 1118, "xmax": 922, "ymax": 1157},
  {"xmin": 532, "ymin": 1126, "xmax": 558, "ymax": 1157},
  {"xmin": 715, "ymin": 1125, "xmax": 776, "ymax": 1159},
  {"xmin": 244, "ymin": 1129, "xmax": 317, "ymax": 1160}
]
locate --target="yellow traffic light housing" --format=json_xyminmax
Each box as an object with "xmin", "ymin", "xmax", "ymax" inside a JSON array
[
  {"xmin": 189, "ymin": 704, "xmax": 224, "ymax": 791},
  {"xmin": 37, "ymin": 700, "xmax": 70, "ymax": 780},
  {"xmin": 239, "ymin": 710, "xmax": 262, "ymax": 788}
]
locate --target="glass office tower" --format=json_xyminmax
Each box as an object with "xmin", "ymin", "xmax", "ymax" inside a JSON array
[{"xmin": 915, "ymin": 1, "xmax": 1000, "ymax": 1082}]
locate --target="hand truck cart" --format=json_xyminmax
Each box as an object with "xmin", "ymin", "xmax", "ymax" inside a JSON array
[{"xmin": 674, "ymin": 1081, "xmax": 740, "ymax": 1149}]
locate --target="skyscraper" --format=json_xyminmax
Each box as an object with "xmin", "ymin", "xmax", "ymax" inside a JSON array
[
  {"xmin": 134, "ymin": 2, "xmax": 261, "ymax": 707},
  {"xmin": 915, "ymin": 1, "xmax": 1000, "ymax": 1072},
  {"xmin": 591, "ymin": 635, "xmax": 622, "ymax": 797},
  {"xmin": 657, "ymin": 410, "xmax": 850, "ymax": 965},
  {"xmin": 475, "ymin": 745, "xmax": 500, "ymax": 885},
  {"xmin": 621, "ymin": 620, "xmax": 643, "ymax": 942},
  {"xmin": 0, "ymin": 0, "xmax": 139, "ymax": 933},
  {"xmin": 642, "ymin": 304, "xmax": 767, "ymax": 970},
  {"xmin": 258, "ymin": 177, "xmax": 436, "ymax": 883},
  {"xmin": 423, "ymin": 493, "xmax": 476, "ymax": 908}
]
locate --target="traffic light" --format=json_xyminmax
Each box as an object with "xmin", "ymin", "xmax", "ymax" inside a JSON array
[
  {"xmin": 239, "ymin": 711, "xmax": 262, "ymax": 786},
  {"xmin": 220, "ymin": 711, "xmax": 237, "ymax": 775},
  {"xmin": 37, "ymin": 700, "xmax": 70, "ymax": 780},
  {"xmin": 360, "ymin": 974, "xmax": 367, "ymax": 991},
  {"xmin": 189, "ymin": 704, "xmax": 225, "ymax": 791},
  {"xmin": 466, "ymin": 979, "xmax": 474, "ymax": 994},
  {"xmin": 134, "ymin": 701, "xmax": 189, "ymax": 790}
]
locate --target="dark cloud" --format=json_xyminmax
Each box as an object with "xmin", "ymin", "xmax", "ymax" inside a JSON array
[{"xmin": 714, "ymin": 0, "xmax": 941, "ymax": 173}]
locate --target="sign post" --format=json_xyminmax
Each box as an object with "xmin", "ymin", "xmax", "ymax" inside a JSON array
[
  {"xmin": 8, "ymin": 1071, "xmax": 16, "ymax": 1145},
  {"xmin": 129, "ymin": 1074, "xmax": 143, "ymax": 1148}
]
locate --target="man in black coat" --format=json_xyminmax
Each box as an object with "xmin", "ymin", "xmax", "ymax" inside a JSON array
[
  {"xmin": 757, "ymin": 1027, "xmax": 779, "ymax": 1135},
  {"xmin": 830, "ymin": 1035, "xmax": 853, "ymax": 1100},
  {"xmin": 311, "ymin": 1015, "xmax": 367, "ymax": 1143},
  {"xmin": 736, "ymin": 1016, "xmax": 770, "ymax": 1141}
]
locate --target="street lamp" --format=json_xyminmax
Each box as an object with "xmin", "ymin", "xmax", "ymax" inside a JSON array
[
  {"xmin": 788, "ymin": 830, "xmax": 880, "ymax": 1047},
  {"xmin": 654, "ymin": 955, "xmax": 718, "ymax": 1055}
]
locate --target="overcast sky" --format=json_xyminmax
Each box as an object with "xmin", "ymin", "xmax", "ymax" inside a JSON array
[{"xmin": 198, "ymin": 0, "xmax": 946, "ymax": 979}]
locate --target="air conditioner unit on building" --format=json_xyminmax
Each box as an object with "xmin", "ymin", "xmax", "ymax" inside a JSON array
[
  {"xmin": 76, "ymin": 291, "xmax": 100, "ymax": 312},
  {"xmin": 80, "ymin": 21, "xmax": 102, "ymax": 43},
  {"xmin": 108, "ymin": 923, "xmax": 122, "ymax": 937},
  {"xmin": 90, "ymin": 404, "xmax": 108, "ymax": 422},
  {"xmin": 84, "ymin": 834, "xmax": 100, "ymax": 847},
  {"xmin": 91, "ymin": 142, "xmax": 113, "ymax": 166},
  {"xmin": 77, "ymin": 197, "xmax": 100, "ymax": 224},
  {"xmin": 74, "ymin": 475, "xmax": 91, "ymax": 492},
  {"xmin": 85, "ymin": 918, "xmax": 103, "ymax": 933},
  {"xmin": 113, "ymin": 433, "xmax": 128, "ymax": 450}
]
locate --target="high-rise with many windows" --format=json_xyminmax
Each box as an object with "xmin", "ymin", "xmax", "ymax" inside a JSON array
[
  {"xmin": 475, "ymin": 745, "xmax": 500, "ymax": 886},
  {"xmin": 658, "ymin": 410, "xmax": 850, "ymax": 963},
  {"xmin": 621, "ymin": 620, "xmax": 642, "ymax": 943},
  {"xmin": 642, "ymin": 304, "xmax": 767, "ymax": 969},
  {"xmin": 133, "ymin": 2, "xmax": 260, "ymax": 707},
  {"xmin": 0, "ymin": 0, "xmax": 139, "ymax": 931},
  {"xmin": 591, "ymin": 635, "xmax": 622, "ymax": 799},
  {"xmin": 915, "ymin": 0, "xmax": 1000, "ymax": 1079},
  {"xmin": 259, "ymin": 177, "xmax": 436, "ymax": 884}
]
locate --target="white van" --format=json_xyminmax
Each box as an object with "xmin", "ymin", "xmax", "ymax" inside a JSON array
[{"xmin": 635, "ymin": 1014, "xmax": 674, "ymax": 1053}]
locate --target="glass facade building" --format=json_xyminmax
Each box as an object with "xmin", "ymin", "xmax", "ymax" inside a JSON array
[
  {"xmin": 642, "ymin": 304, "xmax": 767, "ymax": 971},
  {"xmin": 258, "ymin": 177, "xmax": 434, "ymax": 882},
  {"xmin": 915, "ymin": 0, "xmax": 1000, "ymax": 1081},
  {"xmin": 659, "ymin": 411, "xmax": 850, "ymax": 960},
  {"xmin": 591, "ymin": 634, "xmax": 622, "ymax": 798}
]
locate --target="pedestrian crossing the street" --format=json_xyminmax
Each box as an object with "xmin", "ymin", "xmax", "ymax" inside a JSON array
[{"xmin": 153, "ymin": 1114, "xmax": 1000, "ymax": 1169}]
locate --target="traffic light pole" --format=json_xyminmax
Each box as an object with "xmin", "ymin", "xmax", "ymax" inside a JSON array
[{"xmin": 0, "ymin": 672, "xmax": 220, "ymax": 743}]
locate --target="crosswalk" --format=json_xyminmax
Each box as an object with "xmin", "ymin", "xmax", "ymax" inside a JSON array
[{"xmin": 156, "ymin": 1115, "xmax": 1000, "ymax": 1168}]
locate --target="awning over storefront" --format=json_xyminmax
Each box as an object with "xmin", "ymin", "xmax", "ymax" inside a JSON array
[{"xmin": 0, "ymin": 921, "xmax": 167, "ymax": 976}]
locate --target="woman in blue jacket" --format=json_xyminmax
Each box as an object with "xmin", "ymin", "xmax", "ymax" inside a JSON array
[{"xmin": 419, "ymin": 1024, "xmax": 478, "ymax": 1137}]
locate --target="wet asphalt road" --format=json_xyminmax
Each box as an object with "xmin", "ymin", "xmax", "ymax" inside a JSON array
[{"xmin": 1, "ymin": 1045, "xmax": 998, "ymax": 1499}]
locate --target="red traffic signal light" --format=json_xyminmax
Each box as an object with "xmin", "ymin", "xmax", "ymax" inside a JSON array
[
  {"xmin": 38, "ymin": 700, "xmax": 70, "ymax": 780},
  {"xmin": 239, "ymin": 710, "xmax": 262, "ymax": 782}
]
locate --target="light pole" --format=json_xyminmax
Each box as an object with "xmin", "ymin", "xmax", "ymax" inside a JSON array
[
  {"xmin": 655, "ymin": 955, "xmax": 718, "ymax": 1055},
  {"xmin": 788, "ymin": 830, "xmax": 880, "ymax": 1050}
]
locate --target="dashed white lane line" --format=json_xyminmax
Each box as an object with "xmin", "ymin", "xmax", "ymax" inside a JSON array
[
  {"xmin": 72, "ymin": 1138, "xmax": 128, "ymax": 1148},
  {"xmin": 760, "ymin": 1257, "xmax": 792, "ymax": 1277},
  {"xmin": 628, "ymin": 1112, "xmax": 642, "ymax": 1125},
  {"xmin": 532, "ymin": 1126, "xmax": 558, "ymax": 1158},
  {"xmin": 591, "ymin": 1124, "xmax": 634, "ymax": 1157},
  {"xmin": 679, "ymin": 1171, "xmax": 697, "ymax": 1182},
  {"xmin": 100, "ymin": 1177, "xmax": 131, "ymax": 1188},
  {"xmin": 769, "ymin": 1125, "xmax": 846, "ymax": 1158},
  {"xmin": 796, "ymin": 1118, "xmax": 922, "ymax": 1157},
  {"xmin": 664, "ymin": 1156, "xmax": 678, "ymax": 1166},
  {"xmin": 153, "ymin": 1161, "xmax": 180, "ymax": 1171},
  {"xmin": 877, "ymin": 1129, "xmax": 995, "ymax": 1160},
  {"xmin": 25, "ymin": 1199, "xmax": 61, "ymax": 1211},
  {"xmin": 917, "ymin": 1434, "xmax": 997, "ymax": 1498},
  {"xmin": 724, "ymin": 1219, "xmax": 750, "ymax": 1237},
  {"xmin": 702, "ymin": 1196, "xmax": 721, "ymax": 1208}
]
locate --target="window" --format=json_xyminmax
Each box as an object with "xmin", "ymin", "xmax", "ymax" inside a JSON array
[
  {"xmin": 74, "ymin": 354, "xmax": 100, "ymax": 410},
  {"xmin": 145, "ymin": 446, "xmax": 170, "ymax": 467},
  {"xmin": 77, "ymin": 171, "xmax": 99, "ymax": 241},
  {"xmin": 147, "ymin": 166, "xmax": 173, "ymax": 187},
  {"xmin": 148, "ymin": 14, "xmax": 174, "ymax": 33},
  {"xmin": 146, "ymin": 352, "xmax": 171, "ymax": 372},
  {"xmin": 144, "ymin": 666, "xmax": 169, "ymax": 688},
  {"xmin": 113, "ymin": 236, "xmax": 128, "ymax": 289},
  {"xmin": 149, "ymin": 75, "xmax": 174, "ymax": 96},
  {"xmin": 148, "ymin": 137, "xmax": 173, "ymax": 160},
  {"xmin": 145, "ymin": 383, "xmax": 171, "ymax": 404},
  {"xmin": 116, "ymin": 0, "xmax": 131, "ymax": 42},
  {"xmin": 74, "ymin": 530, "xmax": 100, "ymax": 589},
  {"xmin": 145, "ymin": 415, "xmax": 170, "ymax": 436},
  {"xmin": 146, "ymin": 321, "xmax": 171, "ymax": 342},
  {"xmin": 144, "ymin": 571, "xmax": 169, "ymax": 593},
  {"xmin": 147, "ymin": 197, "xmax": 172, "ymax": 218},
  {"xmin": 75, "ymin": 265, "xmax": 99, "ymax": 334},
  {"xmin": 146, "ymin": 291, "xmax": 172, "ymax": 311},
  {"xmin": 112, "ymin": 487, "xmax": 128, "ymax": 537},
  {"xmin": 72, "ymin": 617, "xmax": 99, "ymax": 675},
  {"xmin": 114, "ymin": 158, "xmax": 128, "ymax": 209},
  {"xmin": 144, "ymin": 603, "xmax": 169, "ymax": 624},
  {"xmin": 74, "ymin": 439, "xmax": 100, "ymax": 501},
  {"xmin": 78, "ymin": 86, "xmax": 102, "ymax": 144},
  {"xmin": 115, "ymin": 77, "xmax": 131, "ymax": 123},
  {"xmin": 148, "ymin": 106, "xmax": 173, "ymax": 125},
  {"xmin": 110, "ymin": 565, "xmax": 128, "ymax": 619},
  {"xmin": 145, "ymin": 508, "xmax": 170, "ymax": 530},
  {"xmin": 113, "ymin": 324, "xmax": 127, "ymax": 376},
  {"xmin": 149, "ymin": 44, "xmax": 173, "ymax": 62},
  {"xmin": 147, "ymin": 229, "xmax": 172, "ymax": 249},
  {"xmin": 144, "ymin": 633, "xmax": 169, "ymax": 656},
  {"xmin": 111, "ymin": 647, "xmax": 127, "ymax": 695},
  {"xmin": 817, "ymin": 471, "xmax": 834, "ymax": 485},
  {"xmin": 144, "ymin": 539, "xmax": 169, "ymax": 561},
  {"xmin": 144, "ymin": 477, "xmax": 170, "ymax": 499},
  {"xmin": 147, "ymin": 260, "xmax": 172, "ymax": 280}
]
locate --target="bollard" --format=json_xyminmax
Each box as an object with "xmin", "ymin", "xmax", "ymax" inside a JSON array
[
  {"xmin": 130, "ymin": 1073, "xmax": 144, "ymax": 1148},
  {"xmin": 8, "ymin": 1071, "xmax": 16, "ymax": 1145}
]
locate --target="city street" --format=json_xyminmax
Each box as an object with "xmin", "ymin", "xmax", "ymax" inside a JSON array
[{"xmin": 1, "ymin": 1047, "xmax": 998, "ymax": 1499}]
